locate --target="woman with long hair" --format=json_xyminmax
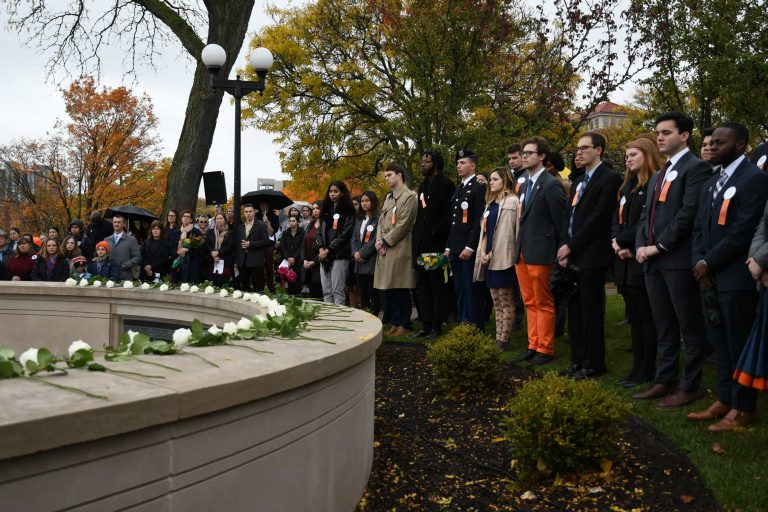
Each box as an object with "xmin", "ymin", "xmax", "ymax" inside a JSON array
[
  {"xmin": 351, "ymin": 190, "xmax": 380, "ymax": 315},
  {"xmin": 315, "ymin": 181, "xmax": 355, "ymax": 304},
  {"xmin": 206, "ymin": 212, "xmax": 235, "ymax": 287},
  {"xmin": 611, "ymin": 136, "xmax": 662, "ymax": 387},
  {"xmin": 61, "ymin": 235, "xmax": 82, "ymax": 274},
  {"xmin": 176, "ymin": 210, "xmax": 204, "ymax": 283},
  {"xmin": 473, "ymin": 168, "xmax": 520, "ymax": 349},
  {"xmin": 31, "ymin": 238, "xmax": 69, "ymax": 282},
  {"xmin": 303, "ymin": 201, "xmax": 324, "ymax": 298},
  {"xmin": 142, "ymin": 220, "xmax": 174, "ymax": 282},
  {"xmin": 8, "ymin": 236, "xmax": 36, "ymax": 281}
]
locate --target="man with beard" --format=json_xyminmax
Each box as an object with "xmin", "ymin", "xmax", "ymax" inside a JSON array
[{"xmin": 412, "ymin": 150, "xmax": 455, "ymax": 339}]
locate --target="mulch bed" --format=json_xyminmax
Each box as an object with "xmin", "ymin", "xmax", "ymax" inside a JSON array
[{"xmin": 359, "ymin": 343, "xmax": 720, "ymax": 511}]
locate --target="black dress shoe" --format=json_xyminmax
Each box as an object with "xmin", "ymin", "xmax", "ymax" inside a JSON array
[
  {"xmin": 424, "ymin": 330, "xmax": 439, "ymax": 340},
  {"xmin": 616, "ymin": 378, "xmax": 629, "ymax": 387},
  {"xmin": 621, "ymin": 380, "xmax": 645, "ymax": 388},
  {"xmin": 573, "ymin": 368, "xmax": 604, "ymax": 380},
  {"xmin": 411, "ymin": 330, "xmax": 430, "ymax": 338},
  {"xmin": 527, "ymin": 354, "xmax": 555, "ymax": 366},
  {"xmin": 559, "ymin": 364, "xmax": 581, "ymax": 377},
  {"xmin": 511, "ymin": 349, "xmax": 537, "ymax": 362}
]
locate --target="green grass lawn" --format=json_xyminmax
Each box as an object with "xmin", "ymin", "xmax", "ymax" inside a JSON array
[{"xmin": 382, "ymin": 293, "xmax": 768, "ymax": 511}]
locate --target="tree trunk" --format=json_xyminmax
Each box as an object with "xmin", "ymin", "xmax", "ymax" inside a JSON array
[{"xmin": 162, "ymin": 1, "xmax": 255, "ymax": 217}]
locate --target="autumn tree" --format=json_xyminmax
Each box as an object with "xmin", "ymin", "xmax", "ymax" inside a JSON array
[
  {"xmin": 627, "ymin": 0, "xmax": 768, "ymax": 142},
  {"xmin": 241, "ymin": 0, "xmax": 648, "ymax": 196},
  {"xmin": 0, "ymin": 77, "xmax": 167, "ymax": 233},
  {"xmin": 5, "ymin": 1, "xmax": 257, "ymax": 215}
]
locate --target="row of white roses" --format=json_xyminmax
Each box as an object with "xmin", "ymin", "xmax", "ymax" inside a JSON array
[{"xmin": 64, "ymin": 278, "xmax": 288, "ymax": 318}]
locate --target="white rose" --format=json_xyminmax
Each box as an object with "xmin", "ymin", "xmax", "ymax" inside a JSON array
[
  {"xmin": 190, "ymin": 285, "xmax": 200, "ymax": 293},
  {"xmin": 140, "ymin": 283, "xmax": 151, "ymax": 290},
  {"xmin": 208, "ymin": 324, "xmax": 222, "ymax": 335},
  {"xmin": 242, "ymin": 292, "xmax": 252, "ymax": 301},
  {"xmin": 159, "ymin": 283, "xmax": 169, "ymax": 291},
  {"xmin": 124, "ymin": 330, "xmax": 139, "ymax": 352},
  {"xmin": 237, "ymin": 317, "xmax": 253, "ymax": 330},
  {"xmin": 232, "ymin": 290, "xmax": 243, "ymax": 299},
  {"xmin": 68, "ymin": 340, "xmax": 93, "ymax": 358},
  {"xmin": 105, "ymin": 280, "xmax": 115, "ymax": 288},
  {"xmin": 65, "ymin": 278, "xmax": 77, "ymax": 286},
  {"xmin": 269, "ymin": 305, "xmax": 287, "ymax": 317},
  {"xmin": 223, "ymin": 322, "xmax": 238, "ymax": 335},
  {"xmin": 92, "ymin": 280, "xmax": 103, "ymax": 287},
  {"xmin": 219, "ymin": 289, "xmax": 229, "ymax": 298},
  {"xmin": 172, "ymin": 328, "xmax": 193, "ymax": 348},
  {"xmin": 254, "ymin": 314, "xmax": 267, "ymax": 323},
  {"xmin": 180, "ymin": 283, "xmax": 190, "ymax": 291},
  {"xmin": 19, "ymin": 348, "xmax": 39, "ymax": 369},
  {"xmin": 123, "ymin": 281, "xmax": 134, "ymax": 288},
  {"xmin": 250, "ymin": 294, "xmax": 260, "ymax": 303},
  {"xmin": 79, "ymin": 279, "xmax": 89, "ymax": 287},
  {"xmin": 204, "ymin": 286, "xmax": 215, "ymax": 295}
]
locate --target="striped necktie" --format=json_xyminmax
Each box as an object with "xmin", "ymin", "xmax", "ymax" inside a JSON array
[{"xmin": 712, "ymin": 167, "xmax": 728, "ymax": 203}]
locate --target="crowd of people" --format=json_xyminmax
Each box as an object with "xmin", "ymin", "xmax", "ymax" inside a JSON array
[{"xmin": 2, "ymin": 111, "xmax": 768, "ymax": 433}]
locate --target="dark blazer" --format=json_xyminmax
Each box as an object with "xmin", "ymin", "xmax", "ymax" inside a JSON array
[
  {"xmin": 31, "ymin": 255, "xmax": 70, "ymax": 282},
  {"xmin": 516, "ymin": 170, "xmax": 566, "ymax": 265},
  {"xmin": 279, "ymin": 227, "xmax": 306, "ymax": 262},
  {"xmin": 142, "ymin": 238, "xmax": 174, "ymax": 277},
  {"xmin": 612, "ymin": 176, "xmax": 649, "ymax": 288},
  {"xmin": 446, "ymin": 175, "xmax": 486, "ymax": 254},
  {"xmin": 636, "ymin": 150, "xmax": 713, "ymax": 270},
  {"xmin": 351, "ymin": 216, "xmax": 379, "ymax": 275},
  {"xmin": 315, "ymin": 207, "xmax": 354, "ymax": 261},
  {"xmin": 236, "ymin": 221, "xmax": 274, "ymax": 268},
  {"xmin": 205, "ymin": 229, "xmax": 236, "ymax": 268},
  {"xmin": 692, "ymin": 157, "xmax": 768, "ymax": 292},
  {"xmin": 412, "ymin": 173, "xmax": 456, "ymax": 257},
  {"xmin": 562, "ymin": 163, "xmax": 623, "ymax": 269}
]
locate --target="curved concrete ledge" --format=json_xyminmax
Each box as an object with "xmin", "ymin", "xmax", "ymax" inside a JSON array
[{"xmin": 0, "ymin": 282, "xmax": 382, "ymax": 512}]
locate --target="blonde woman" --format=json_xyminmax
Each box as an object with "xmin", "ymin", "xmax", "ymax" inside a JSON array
[{"xmin": 474, "ymin": 167, "xmax": 520, "ymax": 349}]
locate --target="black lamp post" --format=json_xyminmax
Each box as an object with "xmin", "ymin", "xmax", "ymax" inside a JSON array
[{"xmin": 201, "ymin": 43, "xmax": 274, "ymax": 235}]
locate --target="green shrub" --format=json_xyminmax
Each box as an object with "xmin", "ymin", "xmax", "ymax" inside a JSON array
[
  {"xmin": 426, "ymin": 323, "xmax": 501, "ymax": 393},
  {"xmin": 503, "ymin": 372, "xmax": 630, "ymax": 480}
]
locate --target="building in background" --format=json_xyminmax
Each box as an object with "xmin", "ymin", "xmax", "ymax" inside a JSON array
[{"xmin": 585, "ymin": 101, "xmax": 629, "ymax": 131}]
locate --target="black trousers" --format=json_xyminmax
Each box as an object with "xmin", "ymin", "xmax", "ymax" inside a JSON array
[
  {"xmin": 702, "ymin": 288, "xmax": 759, "ymax": 412},
  {"xmin": 415, "ymin": 266, "xmax": 449, "ymax": 333},
  {"xmin": 645, "ymin": 268, "xmax": 708, "ymax": 392},
  {"xmin": 622, "ymin": 285, "xmax": 657, "ymax": 382},
  {"xmin": 567, "ymin": 268, "xmax": 607, "ymax": 373},
  {"xmin": 239, "ymin": 266, "xmax": 266, "ymax": 293},
  {"xmin": 357, "ymin": 273, "xmax": 380, "ymax": 316}
]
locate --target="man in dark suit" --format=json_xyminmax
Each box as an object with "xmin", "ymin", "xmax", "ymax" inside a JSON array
[
  {"xmin": 557, "ymin": 132, "xmax": 622, "ymax": 379},
  {"xmin": 445, "ymin": 149, "xmax": 486, "ymax": 330},
  {"xmin": 507, "ymin": 143, "xmax": 527, "ymax": 329},
  {"xmin": 634, "ymin": 111, "xmax": 713, "ymax": 408},
  {"xmin": 688, "ymin": 123, "xmax": 768, "ymax": 431},
  {"xmin": 512, "ymin": 136, "xmax": 565, "ymax": 365},
  {"xmin": 236, "ymin": 204, "xmax": 274, "ymax": 292},
  {"xmin": 412, "ymin": 150, "xmax": 456, "ymax": 339}
]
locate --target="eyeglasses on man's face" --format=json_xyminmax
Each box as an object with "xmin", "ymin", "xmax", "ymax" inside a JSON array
[{"xmin": 576, "ymin": 145, "xmax": 595, "ymax": 153}]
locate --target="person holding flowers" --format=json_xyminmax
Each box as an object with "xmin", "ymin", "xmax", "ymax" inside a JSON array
[
  {"xmin": 175, "ymin": 210, "xmax": 205, "ymax": 284},
  {"xmin": 374, "ymin": 163, "xmax": 418, "ymax": 336},
  {"xmin": 473, "ymin": 167, "xmax": 520, "ymax": 350}
]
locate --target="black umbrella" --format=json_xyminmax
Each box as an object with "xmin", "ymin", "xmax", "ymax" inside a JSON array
[
  {"xmin": 104, "ymin": 205, "xmax": 159, "ymax": 223},
  {"xmin": 241, "ymin": 189, "xmax": 293, "ymax": 210}
]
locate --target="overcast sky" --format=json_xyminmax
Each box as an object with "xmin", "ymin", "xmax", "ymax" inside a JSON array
[{"xmin": 0, "ymin": 1, "xmax": 637, "ymax": 202}]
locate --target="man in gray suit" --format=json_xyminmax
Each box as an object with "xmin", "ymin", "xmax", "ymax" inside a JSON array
[
  {"xmin": 512, "ymin": 136, "xmax": 566, "ymax": 365},
  {"xmin": 634, "ymin": 112, "xmax": 713, "ymax": 408},
  {"xmin": 106, "ymin": 214, "xmax": 142, "ymax": 281}
]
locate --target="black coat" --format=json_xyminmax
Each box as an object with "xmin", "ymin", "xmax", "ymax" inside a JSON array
[
  {"xmin": 562, "ymin": 163, "xmax": 623, "ymax": 270},
  {"xmin": 142, "ymin": 238, "xmax": 174, "ymax": 277},
  {"xmin": 351, "ymin": 216, "xmax": 379, "ymax": 275},
  {"xmin": 236, "ymin": 221, "xmax": 274, "ymax": 268},
  {"xmin": 446, "ymin": 175, "xmax": 486, "ymax": 255},
  {"xmin": 205, "ymin": 229, "xmax": 236, "ymax": 268},
  {"xmin": 86, "ymin": 219, "xmax": 113, "ymax": 245},
  {"xmin": 315, "ymin": 205, "xmax": 354, "ymax": 261},
  {"xmin": 279, "ymin": 227, "xmax": 306, "ymax": 262},
  {"xmin": 412, "ymin": 173, "xmax": 456, "ymax": 257},
  {"xmin": 612, "ymin": 176, "xmax": 648, "ymax": 288},
  {"xmin": 636, "ymin": 150, "xmax": 713, "ymax": 270},
  {"xmin": 692, "ymin": 157, "xmax": 768, "ymax": 292},
  {"xmin": 31, "ymin": 255, "xmax": 70, "ymax": 282}
]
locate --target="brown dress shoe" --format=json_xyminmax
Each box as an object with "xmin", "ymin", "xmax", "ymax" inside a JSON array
[
  {"xmin": 708, "ymin": 410, "xmax": 758, "ymax": 432},
  {"xmin": 386, "ymin": 326, "xmax": 398, "ymax": 336},
  {"xmin": 687, "ymin": 401, "xmax": 730, "ymax": 422},
  {"xmin": 390, "ymin": 326, "xmax": 410, "ymax": 337},
  {"xmin": 656, "ymin": 389, "xmax": 705, "ymax": 409},
  {"xmin": 632, "ymin": 383, "xmax": 674, "ymax": 400}
]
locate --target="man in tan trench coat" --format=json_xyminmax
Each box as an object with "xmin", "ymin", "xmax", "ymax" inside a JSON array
[{"xmin": 374, "ymin": 162, "xmax": 418, "ymax": 336}]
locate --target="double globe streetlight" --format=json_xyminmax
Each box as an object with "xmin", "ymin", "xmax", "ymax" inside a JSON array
[{"xmin": 201, "ymin": 43, "xmax": 274, "ymax": 234}]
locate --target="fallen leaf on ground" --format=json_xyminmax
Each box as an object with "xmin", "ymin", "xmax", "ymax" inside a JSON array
[
  {"xmin": 680, "ymin": 495, "xmax": 695, "ymax": 504},
  {"xmin": 589, "ymin": 486, "xmax": 605, "ymax": 494},
  {"xmin": 520, "ymin": 491, "xmax": 537, "ymax": 500}
]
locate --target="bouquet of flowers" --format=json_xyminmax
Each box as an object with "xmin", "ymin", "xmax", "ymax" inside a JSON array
[
  {"xmin": 173, "ymin": 235, "xmax": 206, "ymax": 270},
  {"xmin": 277, "ymin": 266, "xmax": 297, "ymax": 287},
  {"xmin": 416, "ymin": 252, "xmax": 450, "ymax": 283}
]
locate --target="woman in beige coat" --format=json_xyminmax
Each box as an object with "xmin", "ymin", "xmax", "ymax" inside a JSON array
[
  {"xmin": 474, "ymin": 167, "xmax": 520, "ymax": 349},
  {"xmin": 374, "ymin": 163, "xmax": 418, "ymax": 336}
]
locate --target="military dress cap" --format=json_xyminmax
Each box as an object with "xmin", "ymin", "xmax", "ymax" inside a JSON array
[{"xmin": 455, "ymin": 149, "xmax": 477, "ymax": 162}]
